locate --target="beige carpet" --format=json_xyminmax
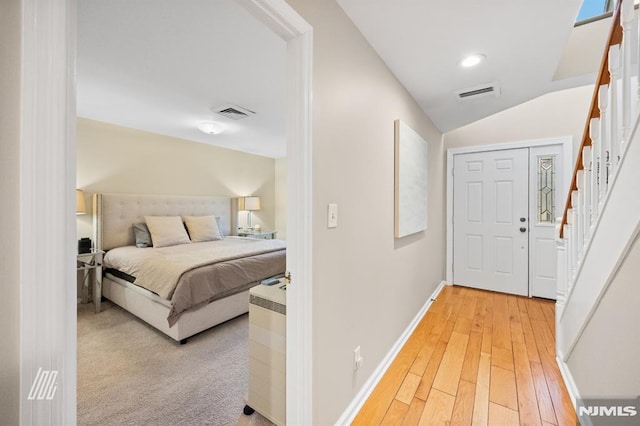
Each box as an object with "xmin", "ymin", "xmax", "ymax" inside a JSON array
[{"xmin": 77, "ymin": 300, "xmax": 274, "ymax": 426}]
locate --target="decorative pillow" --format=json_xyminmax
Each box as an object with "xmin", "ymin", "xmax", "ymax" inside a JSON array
[
  {"xmin": 144, "ymin": 216, "xmax": 190, "ymax": 248},
  {"xmin": 216, "ymin": 217, "xmax": 225, "ymax": 238},
  {"xmin": 183, "ymin": 215, "xmax": 223, "ymax": 242},
  {"xmin": 132, "ymin": 223, "xmax": 152, "ymax": 248}
]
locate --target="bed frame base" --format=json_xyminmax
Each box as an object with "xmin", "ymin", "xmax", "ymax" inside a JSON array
[{"xmin": 102, "ymin": 276, "xmax": 250, "ymax": 343}]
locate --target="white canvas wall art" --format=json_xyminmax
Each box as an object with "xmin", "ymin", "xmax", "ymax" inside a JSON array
[{"xmin": 394, "ymin": 120, "xmax": 428, "ymax": 238}]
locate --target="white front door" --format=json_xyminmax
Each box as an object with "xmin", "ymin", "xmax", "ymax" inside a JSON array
[
  {"xmin": 452, "ymin": 145, "xmax": 564, "ymax": 298},
  {"xmin": 453, "ymin": 148, "xmax": 530, "ymax": 296}
]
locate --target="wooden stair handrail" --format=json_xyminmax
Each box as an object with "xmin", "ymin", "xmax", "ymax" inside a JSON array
[{"xmin": 559, "ymin": 0, "xmax": 623, "ymax": 238}]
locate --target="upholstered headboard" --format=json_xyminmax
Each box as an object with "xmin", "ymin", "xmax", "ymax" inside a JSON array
[{"xmin": 93, "ymin": 193, "xmax": 232, "ymax": 251}]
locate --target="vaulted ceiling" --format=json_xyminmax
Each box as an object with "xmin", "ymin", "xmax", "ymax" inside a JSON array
[{"xmin": 78, "ymin": 0, "xmax": 604, "ymax": 158}]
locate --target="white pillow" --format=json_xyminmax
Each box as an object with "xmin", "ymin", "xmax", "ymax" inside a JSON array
[
  {"xmin": 183, "ymin": 215, "xmax": 223, "ymax": 242},
  {"xmin": 144, "ymin": 216, "xmax": 190, "ymax": 248}
]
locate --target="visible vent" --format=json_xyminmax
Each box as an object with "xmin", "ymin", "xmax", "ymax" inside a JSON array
[
  {"xmin": 455, "ymin": 82, "xmax": 501, "ymax": 102},
  {"xmin": 212, "ymin": 104, "xmax": 256, "ymax": 120}
]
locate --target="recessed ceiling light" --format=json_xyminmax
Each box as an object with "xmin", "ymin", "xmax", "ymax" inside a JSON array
[
  {"xmin": 459, "ymin": 54, "xmax": 486, "ymax": 68},
  {"xmin": 197, "ymin": 121, "xmax": 224, "ymax": 135}
]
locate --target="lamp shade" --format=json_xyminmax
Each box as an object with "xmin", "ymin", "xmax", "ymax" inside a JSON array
[
  {"xmin": 76, "ymin": 189, "xmax": 87, "ymax": 214},
  {"xmin": 244, "ymin": 196, "xmax": 261, "ymax": 211},
  {"xmin": 238, "ymin": 196, "xmax": 261, "ymax": 211}
]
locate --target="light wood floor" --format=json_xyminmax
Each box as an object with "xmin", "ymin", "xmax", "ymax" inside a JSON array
[{"xmin": 353, "ymin": 285, "xmax": 577, "ymax": 426}]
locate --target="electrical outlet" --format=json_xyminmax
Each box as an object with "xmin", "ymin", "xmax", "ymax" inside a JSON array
[{"xmin": 353, "ymin": 346, "xmax": 364, "ymax": 371}]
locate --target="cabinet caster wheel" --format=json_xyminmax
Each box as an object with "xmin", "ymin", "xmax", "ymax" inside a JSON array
[{"xmin": 243, "ymin": 405, "xmax": 255, "ymax": 415}]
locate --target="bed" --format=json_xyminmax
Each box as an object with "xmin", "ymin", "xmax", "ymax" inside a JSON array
[{"xmin": 92, "ymin": 193, "xmax": 286, "ymax": 343}]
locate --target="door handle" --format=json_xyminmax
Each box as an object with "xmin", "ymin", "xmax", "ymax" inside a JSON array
[{"xmin": 520, "ymin": 227, "xmax": 527, "ymax": 233}]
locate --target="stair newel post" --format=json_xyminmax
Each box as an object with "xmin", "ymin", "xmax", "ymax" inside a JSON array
[
  {"xmin": 590, "ymin": 118, "xmax": 601, "ymax": 226},
  {"xmin": 556, "ymin": 219, "xmax": 567, "ymax": 335},
  {"xmin": 582, "ymin": 146, "xmax": 592, "ymax": 243},
  {"xmin": 598, "ymin": 84, "xmax": 609, "ymax": 212},
  {"xmin": 609, "ymin": 44, "xmax": 622, "ymax": 177}
]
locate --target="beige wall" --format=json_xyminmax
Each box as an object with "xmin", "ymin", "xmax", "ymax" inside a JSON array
[
  {"xmin": 0, "ymin": 0, "xmax": 21, "ymax": 423},
  {"xmin": 554, "ymin": 17, "xmax": 611, "ymax": 81},
  {"xmin": 444, "ymin": 85, "xmax": 594, "ymax": 158},
  {"xmin": 567, "ymin": 234, "xmax": 640, "ymax": 398},
  {"xmin": 286, "ymin": 0, "xmax": 445, "ymax": 423},
  {"xmin": 76, "ymin": 118, "xmax": 277, "ymax": 238},
  {"xmin": 274, "ymin": 158, "xmax": 287, "ymax": 240}
]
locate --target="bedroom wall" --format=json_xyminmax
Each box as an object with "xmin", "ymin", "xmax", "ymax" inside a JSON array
[
  {"xmin": 285, "ymin": 0, "xmax": 445, "ymax": 423},
  {"xmin": 0, "ymin": 0, "xmax": 21, "ymax": 422},
  {"xmin": 76, "ymin": 118, "xmax": 277, "ymax": 239},
  {"xmin": 443, "ymin": 84, "xmax": 594, "ymax": 158}
]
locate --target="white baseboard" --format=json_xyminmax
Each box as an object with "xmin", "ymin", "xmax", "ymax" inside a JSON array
[
  {"xmin": 556, "ymin": 357, "xmax": 596, "ymax": 426},
  {"xmin": 335, "ymin": 280, "xmax": 448, "ymax": 426},
  {"xmin": 556, "ymin": 356, "xmax": 581, "ymax": 409}
]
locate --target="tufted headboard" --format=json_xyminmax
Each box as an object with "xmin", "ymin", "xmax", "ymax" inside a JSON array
[{"xmin": 93, "ymin": 193, "xmax": 232, "ymax": 251}]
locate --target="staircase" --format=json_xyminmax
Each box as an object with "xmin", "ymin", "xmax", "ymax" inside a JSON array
[{"xmin": 556, "ymin": 0, "xmax": 640, "ymax": 412}]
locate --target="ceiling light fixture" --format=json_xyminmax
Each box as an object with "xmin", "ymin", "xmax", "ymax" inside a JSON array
[
  {"xmin": 459, "ymin": 54, "xmax": 486, "ymax": 68},
  {"xmin": 197, "ymin": 121, "xmax": 224, "ymax": 135}
]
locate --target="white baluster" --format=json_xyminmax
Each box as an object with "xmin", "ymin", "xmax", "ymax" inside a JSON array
[
  {"xmin": 567, "ymin": 208, "xmax": 577, "ymax": 280},
  {"xmin": 636, "ymin": 0, "xmax": 640, "ymax": 116},
  {"xmin": 590, "ymin": 117, "xmax": 601, "ymax": 223},
  {"xmin": 572, "ymin": 190, "xmax": 582, "ymax": 262},
  {"xmin": 609, "ymin": 44, "xmax": 622, "ymax": 177},
  {"xmin": 576, "ymin": 171, "xmax": 585, "ymax": 259},
  {"xmin": 598, "ymin": 84, "xmax": 609, "ymax": 211},
  {"xmin": 582, "ymin": 146, "xmax": 592, "ymax": 242},
  {"xmin": 621, "ymin": 0, "xmax": 637, "ymax": 143},
  {"xmin": 563, "ymin": 223, "xmax": 572, "ymax": 291}
]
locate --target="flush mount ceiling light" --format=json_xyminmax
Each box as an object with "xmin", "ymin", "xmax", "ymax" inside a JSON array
[
  {"xmin": 197, "ymin": 121, "xmax": 224, "ymax": 135},
  {"xmin": 458, "ymin": 54, "xmax": 486, "ymax": 68}
]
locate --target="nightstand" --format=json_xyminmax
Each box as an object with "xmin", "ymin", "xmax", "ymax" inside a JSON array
[
  {"xmin": 237, "ymin": 229, "xmax": 278, "ymax": 239},
  {"xmin": 77, "ymin": 249, "xmax": 104, "ymax": 313}
]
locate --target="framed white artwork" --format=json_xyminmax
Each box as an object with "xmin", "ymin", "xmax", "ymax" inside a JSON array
[{"xmin": 394, "ymin": 119, "xmax": 428, "ymax": 238}]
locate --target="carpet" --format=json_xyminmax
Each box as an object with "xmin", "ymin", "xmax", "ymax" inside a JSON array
[{"xmin": 77, "ymin": 300, "xmax": 274, "ymax": 426}]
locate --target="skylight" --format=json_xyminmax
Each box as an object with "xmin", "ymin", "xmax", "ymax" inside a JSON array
[
  {"xmin": 576, "ymin": 0, "xmax": 612, "ymax": 23},
  {"xmin": 576, "ymin": 0, "xmax": 640, "ymax": 23}
]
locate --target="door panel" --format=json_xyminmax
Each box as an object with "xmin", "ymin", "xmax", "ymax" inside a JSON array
[{"xmin": 453, "ymin": 148, "xmax": 529, "ymax": 296}]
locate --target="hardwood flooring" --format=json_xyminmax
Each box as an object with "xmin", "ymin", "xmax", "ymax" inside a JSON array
[{"xmin": 352, "ymin": 286, "xmax": 577, "ymax": 426}]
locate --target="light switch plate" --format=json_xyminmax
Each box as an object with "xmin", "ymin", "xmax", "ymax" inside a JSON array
[{"xmin": 328, "ymin": 203, "xmax": 338, "ymax": 228}]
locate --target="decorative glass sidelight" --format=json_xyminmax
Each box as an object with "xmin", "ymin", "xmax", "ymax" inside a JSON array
[{"xmin": 537, "ymin": 156, "xmax": 556, "ymax": 223}]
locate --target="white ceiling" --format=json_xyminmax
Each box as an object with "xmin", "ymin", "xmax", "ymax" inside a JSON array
[
  {"xmin": 77, "ymin": 0, "xmax": 287, "ymax": 158},
  {"xmin": 79, "ymin": 0, "xmax": 599, "ymax": 157},
  {"xmin": 336, "ymin": 0, "xmax": 586, "ymax": 132}
]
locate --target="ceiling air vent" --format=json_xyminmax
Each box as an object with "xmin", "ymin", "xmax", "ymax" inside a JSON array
[
  {"xmin": 454, "ymin": 82, "xmax": 501, "ymax": 102},
  {"xmin": 212, "ymin": 104, "xmax": 256, "ymax": 120}
]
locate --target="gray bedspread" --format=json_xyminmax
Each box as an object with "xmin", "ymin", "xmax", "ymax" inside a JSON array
[{"xmin": 104, "ymin": 237, "xmax": 286, "ymax": 326}]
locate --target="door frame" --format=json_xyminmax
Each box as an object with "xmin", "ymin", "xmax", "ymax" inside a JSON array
[
  {"xmin": 446, "ymin": 136, "xmax": 572, "ymax": 287},
  {"xmin": 20, "ymin": 0, "xmax": 313, "ymax": 424}
]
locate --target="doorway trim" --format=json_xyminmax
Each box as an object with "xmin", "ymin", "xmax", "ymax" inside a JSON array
[
  {"xmin": 445, "ymin": 136, "xmax": 572, "ymax": 287},
  {"xmin": 20, "ymin": 0, "xmax": 313, "ymax": 424}
]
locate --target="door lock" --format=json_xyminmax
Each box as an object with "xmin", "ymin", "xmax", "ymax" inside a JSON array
[{"xmin": 520, "ymin": 217, "xmax": 526, "ymax": 222}]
